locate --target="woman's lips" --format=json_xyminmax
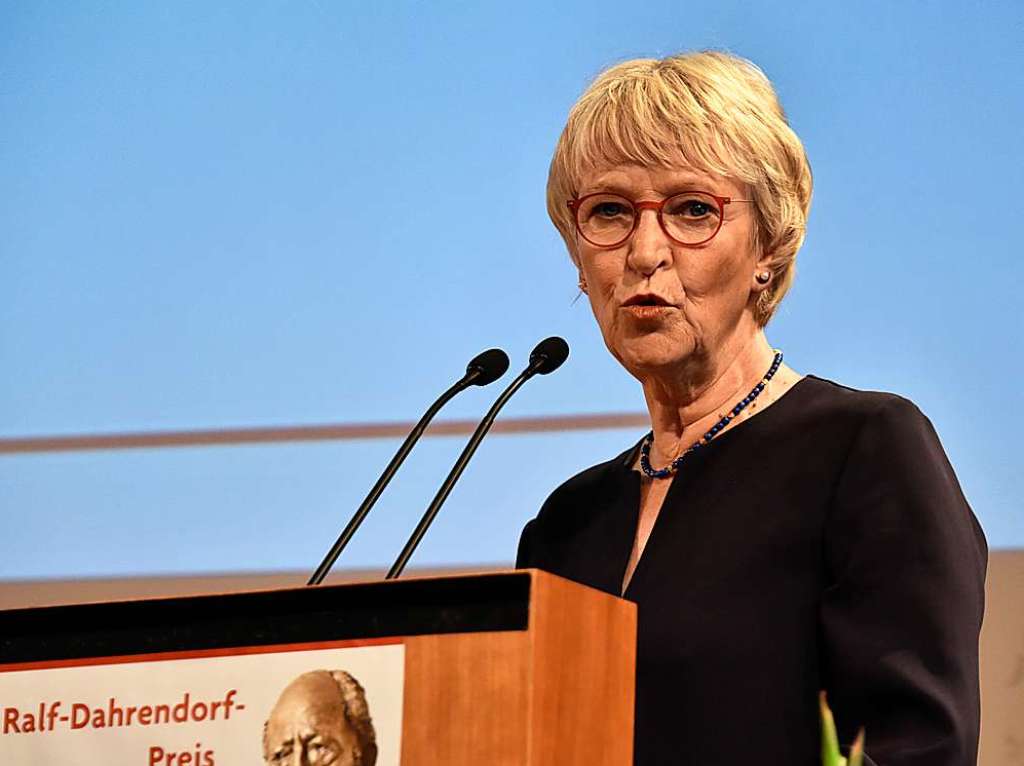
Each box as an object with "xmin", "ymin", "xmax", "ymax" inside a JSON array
[
  {"xmin": 619, "ymin": 293, "xmax": 676, "ymax": 320},
  {"xmin": 620, "ymin": 304, "xmax": 675, "ymax": 319}
]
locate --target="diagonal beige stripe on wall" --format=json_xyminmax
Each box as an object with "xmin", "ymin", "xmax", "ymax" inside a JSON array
[{"xmin": 0, "ymin": 412, "xmax": 650, "ymax": 455}]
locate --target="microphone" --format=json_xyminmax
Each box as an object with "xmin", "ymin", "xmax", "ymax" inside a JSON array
[
  {"xmin": 385, "ymin": 336, "xmax": 570, "ymax": 579},
  {"xmin": 307, "ymin": 347, "xmax": 510, "ymax": 585}
]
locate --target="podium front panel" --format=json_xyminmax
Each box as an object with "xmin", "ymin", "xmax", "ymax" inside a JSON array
[{"xmin": 0, "ymin": 570, "xmax": 635, "ymax": 765}]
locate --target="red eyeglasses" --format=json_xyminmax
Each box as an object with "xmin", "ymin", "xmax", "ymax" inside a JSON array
[{"xmin": 568, "ymin": 191, "xmax": 752, "ymax": 248}]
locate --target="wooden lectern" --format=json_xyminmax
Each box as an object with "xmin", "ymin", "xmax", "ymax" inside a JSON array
[{"xmin": 0, "ymin": 569, "xmax": 636, "ymax": 765}]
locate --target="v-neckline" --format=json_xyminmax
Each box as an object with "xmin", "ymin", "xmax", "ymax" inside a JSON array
[
  {"xmin": 618, "ymin": 375, "xmax": 813, "ymax": 598},
  {"xmin": 620, "ymin": 459, "xmax": 684, "ymax": 598}
]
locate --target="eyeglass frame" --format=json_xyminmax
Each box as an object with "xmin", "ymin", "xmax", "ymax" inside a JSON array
[{"xmin": 567, "ymin": 191, "xmax": 754, "ymax": 249}]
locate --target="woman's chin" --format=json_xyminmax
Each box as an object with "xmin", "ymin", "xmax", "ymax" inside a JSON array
[{"xmin": 610, "ymin": 334, "xmax": 697, "ymax": 376}]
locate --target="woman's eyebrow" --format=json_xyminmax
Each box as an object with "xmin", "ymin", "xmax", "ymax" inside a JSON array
[
  {"xmin": 656, "ymin": 178, "xmax": 718, "ymax": 194},
  {"xmin": 578, "ymin": 178, "xmax": 632, "ymax": 195},
  {"xmin": 579, "ymin": 176, "xmax": 715, "ymax": 196}
]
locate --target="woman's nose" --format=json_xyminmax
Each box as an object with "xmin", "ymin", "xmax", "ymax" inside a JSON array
[{"xmin": 626, "ymin": 209, "xmax": 672, "ymax": 277}]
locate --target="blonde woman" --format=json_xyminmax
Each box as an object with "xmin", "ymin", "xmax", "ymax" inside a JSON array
[{"xmin": 517, "ymin": 52, "xmax": 986, "ymax": 766}]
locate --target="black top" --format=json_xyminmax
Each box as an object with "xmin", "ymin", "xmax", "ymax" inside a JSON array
[{"xmin": 516, "ymin": 376, "xmax": 987, "ymax": 766}]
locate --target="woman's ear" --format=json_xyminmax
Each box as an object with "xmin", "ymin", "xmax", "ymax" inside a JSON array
[
  {"xmin": 577, "ymin": 272, "xmax": 588, "ymax": 294},
  {"xmin": 751, "ymin": 251, "xmax": 774, "ymax": 294},
  {"xmin": 751, "ymin": 252, "xmax": 777, "ymax": 322}
]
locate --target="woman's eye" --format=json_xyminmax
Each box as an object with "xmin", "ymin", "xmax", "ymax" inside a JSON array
[
  {"xmin": 592, "ymin": 202, "xmax": 629, "ymax": 218},
  {"xmin": 667, "ymin": 197, "xmax": 719, "ymax": 218}
]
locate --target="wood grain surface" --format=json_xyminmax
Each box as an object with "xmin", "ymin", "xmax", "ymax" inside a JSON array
[
  {"xmin": 398, "ymin": 570, "xmax": 636, "ymax": 765},
  {"xmin": 528, "ymin": 570, "xmax": 636, "ymax": 766}
]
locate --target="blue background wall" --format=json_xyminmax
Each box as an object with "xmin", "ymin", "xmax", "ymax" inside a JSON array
[{"xmin": 2, "ymin": 1, "xmax": 1021, "ymax": 578}]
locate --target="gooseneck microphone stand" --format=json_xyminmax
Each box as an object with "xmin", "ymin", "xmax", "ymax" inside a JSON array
[
  {"xmin": 386, "ymin": 337, "xmax": 569, "ymax": 579},
  {"xmin": 307, "ymin": 348, "xmax": 508, "ymax": 585}
]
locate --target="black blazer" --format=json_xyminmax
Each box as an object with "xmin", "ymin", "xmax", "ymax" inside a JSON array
[{"xmin": 517, "ymin": 376, "xmax": 987, "ymax": 766}]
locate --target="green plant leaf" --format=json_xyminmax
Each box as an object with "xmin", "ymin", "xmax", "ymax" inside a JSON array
[
  {"xmin": 820, "ymin": 691, "xmax": 846, "ymax": 766},
  {"xmin": 848, "ymin": 728, "xmax": 865, "ymax": 766}
]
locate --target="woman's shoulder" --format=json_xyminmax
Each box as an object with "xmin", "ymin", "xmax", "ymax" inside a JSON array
[
  {"xmin": 536, "ymin": 441, "xmax": 639, "ymax": 518},
  {"xmin": 517, "ymin": 440, "xmax": 640, "ymax": 571},
  {"xmin": 766, "ymin": 377, "xmax": 962, "ymax": 491},
  {"xmin": 796, "ymin": 375, "xmax": 985, "ymax": 560},
  {"xmin": 783, "ymin": 374, "xmax": 939, "ymax": 444},
  {"xmin": 794, "ymin": 374, "xmax": 922, "ymax": 416}
]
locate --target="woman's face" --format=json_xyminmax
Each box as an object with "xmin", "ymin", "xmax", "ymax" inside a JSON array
[{"xmin": 574, "ymin": 163, "xmax": 766, "ymax": 380}]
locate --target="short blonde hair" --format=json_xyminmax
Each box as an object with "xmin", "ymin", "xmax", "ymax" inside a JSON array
[{"xmin": 547, "ymin": 51, "xmax": 812, "ymax": 326}]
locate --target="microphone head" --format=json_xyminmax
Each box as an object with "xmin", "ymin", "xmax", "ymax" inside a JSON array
[
  {"xmin": 466, "ymin": 348, "xmax": 510, "ymax": 386},
  {"xmin": 529, "ymin": 336, "xmax": 570, "ymax": 375}
]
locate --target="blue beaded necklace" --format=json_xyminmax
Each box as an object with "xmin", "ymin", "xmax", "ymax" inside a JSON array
[{"xmin": 639, "ymin": 350, "xmax": 784, "ymax": 480}]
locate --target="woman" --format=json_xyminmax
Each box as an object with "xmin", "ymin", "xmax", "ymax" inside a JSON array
[{"xmin": 516, "ymin": 52, "xmax": 986, "ymax": 766}]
